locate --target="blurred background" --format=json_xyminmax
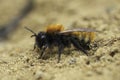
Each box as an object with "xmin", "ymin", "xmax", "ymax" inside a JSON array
[
  {"xmin": 0, "ymin": 0, "xmax": 120, "ymax": 80},
  {"xmin": 0, "ymin": 0, "xmax": 120, "ymax": 42}
]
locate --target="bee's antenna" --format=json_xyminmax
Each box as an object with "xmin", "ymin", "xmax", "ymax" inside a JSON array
[{"xmin": 24, "ymin": 27, "xmax": 37, "ymax": 37}]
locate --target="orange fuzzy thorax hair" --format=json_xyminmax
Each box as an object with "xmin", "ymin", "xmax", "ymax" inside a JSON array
[{"xmin": 46, "ymin": 24, "xmax": 64, "ymax": 33}]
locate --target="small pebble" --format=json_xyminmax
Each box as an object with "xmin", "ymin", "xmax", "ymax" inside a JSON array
[{"xmin": 68, "ymin": 58, "xmax": 76, "ymax": 65}]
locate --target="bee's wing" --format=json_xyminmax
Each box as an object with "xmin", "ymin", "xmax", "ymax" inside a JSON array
[{"xmin": 60, "ymin": 28, "xmax": 97, "ymax": 34}]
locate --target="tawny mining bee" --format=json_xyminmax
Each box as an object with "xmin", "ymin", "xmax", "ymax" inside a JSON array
[{"xmin": 25, "ymin": 24, "xmax": 96, "ymax": 63}]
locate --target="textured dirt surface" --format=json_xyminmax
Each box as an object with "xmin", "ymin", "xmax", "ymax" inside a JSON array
[{"xmin": 0, "ymin": 0, "xmax": 120, "ymax": 80}]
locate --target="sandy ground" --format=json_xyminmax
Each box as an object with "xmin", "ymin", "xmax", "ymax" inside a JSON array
[{"xmin": 0, "ymin": 0, "xmax": 120, "ymax": 80}]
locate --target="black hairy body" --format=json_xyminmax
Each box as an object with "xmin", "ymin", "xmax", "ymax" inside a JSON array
[
  {"xmin": 32, "ymin": 32, "xmax": 89, "ymax": 63},
  {"xmin": 25, "ymin": 24, "xmax": 95, "ymax": 63}
]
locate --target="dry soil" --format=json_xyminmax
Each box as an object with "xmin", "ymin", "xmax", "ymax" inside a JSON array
[{"xmin": 0, "ymin": 0, "xmax": 120, "ymax": 80}]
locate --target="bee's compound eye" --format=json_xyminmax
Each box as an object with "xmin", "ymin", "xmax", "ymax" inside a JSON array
[
  {"xmin": 38, "ymin": 32, "xmax": 46, "ymax": 39},
  {"xmin": 41, "ymin": 35, "xmax": 46, "ymax": 39}
]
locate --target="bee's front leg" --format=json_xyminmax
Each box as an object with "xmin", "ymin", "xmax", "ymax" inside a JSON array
[
  {"xmin": 33, "ymin": 43, "xmax": 37, "ymax": 51},
  {"xmin": 39, "ymin": 45, "xmax": 47, "ymax": 59}
]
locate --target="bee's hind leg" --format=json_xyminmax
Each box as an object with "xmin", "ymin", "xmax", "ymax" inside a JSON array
[{"xmin": 71, "ymin": 37, "xmax": 88, "ymax": 56}]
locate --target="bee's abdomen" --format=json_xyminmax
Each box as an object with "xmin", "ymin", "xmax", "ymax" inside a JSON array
[
  {"xmin": 71, "ymin": 32, "xmax": 95, "ymax": 50},
  {"xmin": 73, "ymin": 32, "xmax": 95, "ymax": 43}
]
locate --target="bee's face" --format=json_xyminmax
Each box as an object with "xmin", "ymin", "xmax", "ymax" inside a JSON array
[
  {"xmin": 37, "ymin": 32, "xmax": 47, "ymax": 41},
  {"xmin": 35, "ymin": 32, "xmax": 47, "ymax": 48}
]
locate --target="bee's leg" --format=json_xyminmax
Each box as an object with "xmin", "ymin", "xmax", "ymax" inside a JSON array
[
  {"xmin": 33, "ymin": 43, "xmax": 36, "ymax": 51},
  {"xmin": 71, "ymin": 37, "xmax": 88, "ymax": 55},
  {"xmin": 39, "ymin": 45, "xmax": 47, "ymax": 59},
  {"xmin": 57, "ymin": 45, "xmax": 64, "ymax": 63}
]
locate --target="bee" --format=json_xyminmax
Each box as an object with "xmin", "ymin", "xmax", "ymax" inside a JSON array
[{"xmin": 25, "ymin": 24, "xmax": 96, "ymax": 63}]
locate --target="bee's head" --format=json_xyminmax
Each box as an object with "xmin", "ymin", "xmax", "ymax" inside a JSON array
[
  {"xmin": 37, "ymin": 32, "xmax": 47, "ymax": 40},
  {"xmin": 35, "ymin": 32, "xmax": 47, "ymax": 48},
  {"xmin": 24, "ymin": 27, "xmax": 47, "ymax": 48}
]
